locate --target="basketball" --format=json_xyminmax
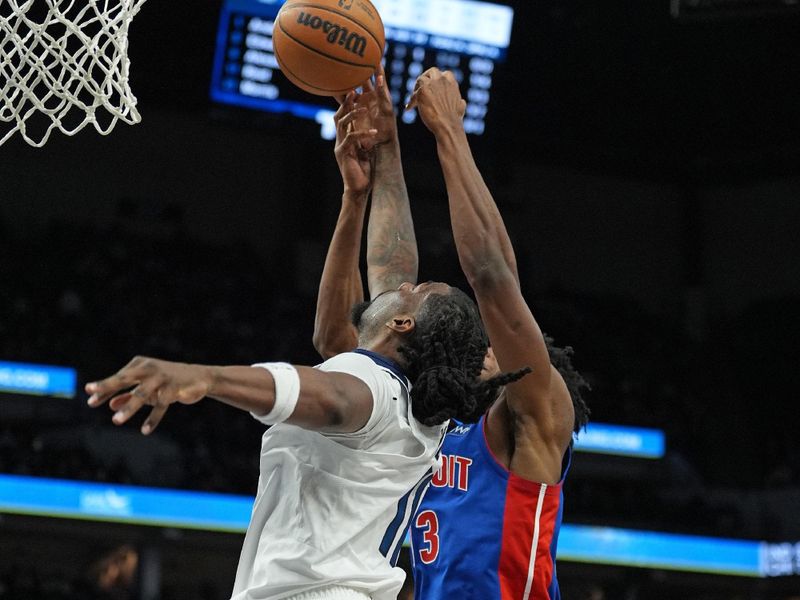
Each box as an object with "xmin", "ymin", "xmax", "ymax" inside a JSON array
[{"xmin": 273, "ymin": 0, "xmax": 385, "ymax": 96}]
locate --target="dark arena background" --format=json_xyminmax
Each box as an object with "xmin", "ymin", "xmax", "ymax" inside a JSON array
[{"xmin": 1, "ymin": 0, "xmax": 800, "ymax": 598}]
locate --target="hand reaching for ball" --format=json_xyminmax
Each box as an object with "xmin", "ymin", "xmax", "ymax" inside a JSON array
[
  {"xmin": 333, "ymin": 91, "xmax": 377, "ymax": 196},
  {"xmin": 335, "ymin": 64, "xmax": 398, "ymax": 150},
  {"xmin": 332, "ymin": 64, "xmax": 400, "ymax": 195},
  {"xmin": 407, "ymin": 68, "xmax": 467, "ymax": 136},
  {"xmin": 356, "ymin": 65, "xmax": 398, "ymax": 148}
]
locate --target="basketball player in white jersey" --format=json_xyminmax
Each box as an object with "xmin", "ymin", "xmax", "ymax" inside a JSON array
[{"xmin": 85, "ymin": 73, "xmax": 523, "ymax": 599}]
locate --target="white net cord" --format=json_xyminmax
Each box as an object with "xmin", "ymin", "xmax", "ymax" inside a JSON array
[{"xmin": 0, "ymin": 0, "xmax": 148, "ymax": 147}]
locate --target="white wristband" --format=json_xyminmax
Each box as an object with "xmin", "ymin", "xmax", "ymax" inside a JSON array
[{"xmin": 251, "ymin": 362, "xmax": 300, "ymax": 425}]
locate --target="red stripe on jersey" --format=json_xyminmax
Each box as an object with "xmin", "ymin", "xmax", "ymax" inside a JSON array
[{"xmin": 498, "ymin": 475, "xmax": 562, "ymax": 600}]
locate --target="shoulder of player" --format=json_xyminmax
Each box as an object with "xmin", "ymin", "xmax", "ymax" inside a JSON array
[
  {"xmin": 315, "ymin": 350, "xmax": 372, "ymax": 370},
  {"xmin": 506, "ymin": 365, "xmax": 573, "ymax": 444},
  {"xmin": 316, "ymin": 351, "xmax": 401, "ymax": 382}
]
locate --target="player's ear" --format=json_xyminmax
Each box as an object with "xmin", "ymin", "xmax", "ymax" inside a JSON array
[{"xmin": 386, "ymin": 314, "xmax": 415, "ymax": 334}]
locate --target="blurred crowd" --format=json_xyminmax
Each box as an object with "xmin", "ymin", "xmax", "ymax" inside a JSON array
[{"xmin": 1, "ymin": 209, "xmax": 798, "ymax": 515}]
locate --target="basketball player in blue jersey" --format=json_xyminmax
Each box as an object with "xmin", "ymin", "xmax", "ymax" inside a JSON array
[
  {"xmin": 316, "ymin": 67, "xmax": 590, "ymax": 599},
  {"xmin": 407, "ymin": 68, "xmax": 590, "ymax": 599}
]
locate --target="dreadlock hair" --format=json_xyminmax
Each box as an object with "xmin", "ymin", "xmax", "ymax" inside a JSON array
[
  {"xmin": 543, "ymin": 334, "xmax": 591, "ymax": 434},
  {"xmin": 398, "ymin": 288, "xmax": 531, "ymax": 426}
]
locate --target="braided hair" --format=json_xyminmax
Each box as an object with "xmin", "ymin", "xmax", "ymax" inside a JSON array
[
  {"xmin": 543, "ymin": 334, "xmax": 591, "ymax": 434},
  {"xmin": 349, "ymin": 289, "xmax": 589, "ymax": 429},
  {"xmin": 397, "ymin": 288, "xmax": 531, "ymax": 426}
]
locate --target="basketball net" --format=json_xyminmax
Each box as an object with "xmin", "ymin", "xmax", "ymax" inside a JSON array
[{"xmin": 0, "ymin": 0, "xmax": 147, "ymax": 147}]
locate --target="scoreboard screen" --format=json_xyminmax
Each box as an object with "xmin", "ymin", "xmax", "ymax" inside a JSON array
[{"xmin": 210, "ymin": 0, "xmax": 514, "ymax": 138}]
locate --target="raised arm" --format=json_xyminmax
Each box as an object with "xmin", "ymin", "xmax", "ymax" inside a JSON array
[
  {"xmin": 313, "ymin": 67, "xmax": 417, "ymax": 357},
  {"xmin": 407, "ymin": 69, "xmax": 518, "ymax": 287},
  {"xmin": 364, "ymin": 68, "xmax": 418, "ymax": 297},
  {"xmin": 313, "ymin": 94, "xmax": 376, "ymax": 359},
  {"xmin": 86, "ymin": 356, "xmax": 374, "ymax": 435},
  {"xmin": 410, "ymin": 69, "xmax": 574, "ymax": 481}
]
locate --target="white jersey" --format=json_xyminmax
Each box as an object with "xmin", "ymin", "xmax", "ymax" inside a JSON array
[{"xmin": 231, "ymin": 351, "xmax": 446, "ymax": 600}]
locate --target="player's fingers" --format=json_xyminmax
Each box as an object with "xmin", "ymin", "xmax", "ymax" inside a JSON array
[
  {"xmin": 405, "ymin": 90, "xmax": 420, "ymax": 112},
  {"xmin": 333, "ymin": 97, "xmax": 351, "ymax": 122},
  {"xmin": 409, "ymin": 69, "xmax": 435, "ymax": 103},
  {"xmin": 333, "ymin": 90, "xmax": 352, "ymax": 105},
  {"xmin": 86, "ymin": 370, "xmax": 139, "ymax": 407},
  {"xmin": 418, "ymin": 67, "xmax": 439, "ymax": 84},
  {"xmin": 345, "ymin": 129, "xmax": 378, "ymax": 141},
  {"xmin": 375, "ymin": 65, "xmax": 393, "ymax": 109},
  {"xmin": 141, "ymin": 405, "xmax": 168, "ymax": 435},
  {"xmin": 342, "ymin": 129, "xmax": 378, "ymax": 149},
  {"xmin": 132, "ymin": 374, "xmax": 165, "ymax": 403},
  {"xmin": 86, "ymin": 355, "xmax": 156, "ymax": 405},
  {"xmin": 333, "ymin": 91, "xmax": 357, "ymax": 121},
  {"xmin": 109, "ymin": 392, "xmax": 133, "ymax": 412},
  {"xmin": 111, "ymin": 393, "xmax": 145, "ymax": 426},
  {"xmin": 336, "ymin": 107, "xmax": 367, "ymax": 139},
  {"xmin": 339, "ymin": 107, "xmax": 366, "ymax": 129},
  {"xmin": 109, "ymin": 375, "xmax": 163, "ymax": 425},
  {"xmin": 362, "ymin": 75, "xmax": 375, "ymax": 94}
]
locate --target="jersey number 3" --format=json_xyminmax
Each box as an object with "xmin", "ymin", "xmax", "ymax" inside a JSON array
[{"xmin": 415, "ymin": 510, "xmax": 440, "ymax": 564}]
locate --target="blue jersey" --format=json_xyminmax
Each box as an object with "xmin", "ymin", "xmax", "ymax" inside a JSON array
[{"xmin": 410, "ymin": 416, "xmax": 571, "ymax": 600}]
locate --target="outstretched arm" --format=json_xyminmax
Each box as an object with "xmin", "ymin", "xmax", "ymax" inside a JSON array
[
  {"xmin": 313, "ymin": 93, "xmax": 376, "ymax": 359},
  {"xmin": 407, "ymin": 70, "xmax": 518, "ymax": 287},
  {"xmin": 86, "ymin": 356, "xmax": 374, "ymax": 435},
  {"xmin": 410, "ymin": 69, "xmax": 573, "ymax": 480},
  {"xmin": 365, "ymin": 69, "xmax": 418, "ymax": 297}
]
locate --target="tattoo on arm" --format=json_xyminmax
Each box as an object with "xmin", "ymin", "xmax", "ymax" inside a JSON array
[{"xmin": 367, "ymin": 145, "xmax": 418, "ymax": 297}]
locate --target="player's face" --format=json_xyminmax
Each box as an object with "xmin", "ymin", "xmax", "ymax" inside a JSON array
[
  {"xmin": 354, "ymin": 281, "xmax": 455, "ymax": 339},
  {"xmin": 398, "ymin": 281, "xmax": 452, "ymax": 297},
  {"xmin": 372, "ymin": 281, "xmax": 453, "ymax": 316}
]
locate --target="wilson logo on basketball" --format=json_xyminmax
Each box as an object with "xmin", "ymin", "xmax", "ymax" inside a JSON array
[
  {"xmin": 338, "ymin": 0, "xmax": 354, "ymax": 9},
  {"xmin": 296, "ymin": 12, "xmax": 367, "ymax": 57}
]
